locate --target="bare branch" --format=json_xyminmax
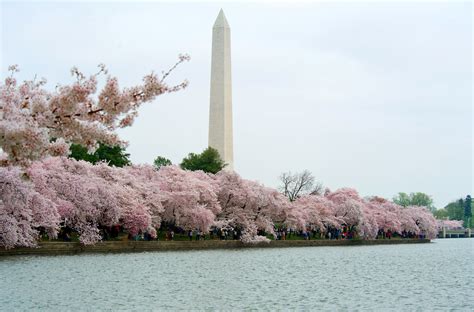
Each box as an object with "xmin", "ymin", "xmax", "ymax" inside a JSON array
[{"xmin": 278, "ymin": 170, "xmax": 323, "ymax": 201}]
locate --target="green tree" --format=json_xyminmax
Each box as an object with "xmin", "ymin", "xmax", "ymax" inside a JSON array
[
  {"xmin": 432, "ymin": 197, "xmax": 473, "ymax": 225},
  {"xmin": 433, "ymin": 209, "xmax": 448, "ymax": 219},
  {"xmin": 443, "ymin": 199, "xmax": 465, "ymax": 221},
  {"xmin": 69, "ymin": 143, "xmax": 131, "ymax": 167},
  {"xmin": 392, "ymin": 192, "xmax": 411, "ymax": 207},
  {"xmin": 153, "ymin": 156, "xmax": 172, "ymax": 170},
  {"xmin": 180, "ymin": 147, "xmax": 226, "ymax": 174},
  {"xmin": 393, "ymin": 192, "xmax": 435, "ymax": 212},
  {"xmin": 464, "ymin": 195, "xmax": 472, "ymax": 228}
]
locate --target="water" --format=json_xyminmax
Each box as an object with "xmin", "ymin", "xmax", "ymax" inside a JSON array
[{"xmin": 1, "ymin": 239, "xmax": 472, "ymax": 311}]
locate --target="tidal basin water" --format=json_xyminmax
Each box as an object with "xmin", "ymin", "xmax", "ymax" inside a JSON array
[{"xmin": 1, "ymin": 239, "xmax": 472, "ymax": 311}]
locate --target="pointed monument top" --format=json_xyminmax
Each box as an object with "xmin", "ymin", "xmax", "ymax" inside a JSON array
[{"xmin": 213, "ymin": 9, "xmax": 230, "ymax": 29}]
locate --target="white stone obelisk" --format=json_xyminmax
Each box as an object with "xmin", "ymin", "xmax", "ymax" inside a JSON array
[{"xmin": 209, "ymin": 9, "xmax": 233, "ymax": 170}]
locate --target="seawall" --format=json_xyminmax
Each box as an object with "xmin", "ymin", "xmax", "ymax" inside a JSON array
[{"xmin": 0, "ymin": 239, "xmax": 431, "ymax": 256}]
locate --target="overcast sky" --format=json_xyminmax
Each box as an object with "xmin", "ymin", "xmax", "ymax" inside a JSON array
[{"xmin": 1, "ymin": 1, "xmax": 472, "ymax": 207}]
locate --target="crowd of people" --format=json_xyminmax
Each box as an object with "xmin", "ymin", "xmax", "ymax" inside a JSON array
[{"xmin": 56, "ymin": 223, "xmax": 429, "ymax": 243}]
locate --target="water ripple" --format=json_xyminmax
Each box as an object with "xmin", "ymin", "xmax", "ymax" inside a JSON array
[{"xmin": 0, "ymin": 239, "xmax": 473, "ymax": 311}]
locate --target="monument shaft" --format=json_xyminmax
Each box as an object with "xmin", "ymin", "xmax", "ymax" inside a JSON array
[{"xmin": 209, "ymin": 9, "xmax": 233, "ymax": 170}]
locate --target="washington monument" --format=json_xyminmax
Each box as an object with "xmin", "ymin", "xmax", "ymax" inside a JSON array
[{"xmin": 209, "ymin": 9, "xmax": 234, "ymax": 170}]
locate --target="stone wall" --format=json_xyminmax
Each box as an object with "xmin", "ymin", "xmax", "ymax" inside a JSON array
[{"xmin": 0, "ymin": 239, "xmax": 431, "ymax": 256}]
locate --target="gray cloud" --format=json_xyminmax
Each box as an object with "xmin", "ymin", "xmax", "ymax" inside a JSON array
[{"xmin": 1, "ymin": 1, "xmax": 472, "ymax": 207}]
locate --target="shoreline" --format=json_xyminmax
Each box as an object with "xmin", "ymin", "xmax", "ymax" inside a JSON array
[{"xmin": 0, "ymin": 239, "xmax": 431, "ymax": 256}]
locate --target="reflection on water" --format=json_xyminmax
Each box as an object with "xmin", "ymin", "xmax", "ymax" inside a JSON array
[{"xmin": 1, "ymin": 239, "xmax": 473, "ymax": 310}]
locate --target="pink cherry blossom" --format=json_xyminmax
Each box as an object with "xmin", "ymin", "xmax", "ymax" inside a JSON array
[
  {"xmin": 366, "ymin": 197, "xmax": 403, "ymax": 234},
  {"xmin": 216, "ymin": 170, "xmax": 285, "ymax": 242},
  {"xmin": 405, "ymin": 205, "xmax": 438, "ymax": 239},
  {"xmin": 27, "ymin": 157, "xmax": 121, "ymax": 244},
  {"xmin": 437, "ymin": 219, "xmax": 463, "ymax": 230},
  {"xmin": 157, "ymin": 165, "xmax": 220, "ymax": 232},
  {"xmin": 0, "ymin": 157, "xmax": 442, "ymax": 246},
  {"xmin": 0, "ymin": 166, "xmax": 59, "ymax": 248},
  {"xmin": 0, "ymin": 57, "xmax": 189, "ymax": 165},
  {"xmin": 325, "ymin": 188, "xmax": 365, "ymax": 229}
]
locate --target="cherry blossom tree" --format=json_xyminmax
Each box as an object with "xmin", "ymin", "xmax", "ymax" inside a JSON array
[
  {"xmin": 0, "ymin": 55, "xmax": 189, "ymax": 166},
  {"xmin": 156, "ymin": 165, "xmax": 220, "ymax": 232},
  {"xmin": 1, "ymin": 157, "xmax": 442, "ymax": 246},
  {"xmin": 27, "ymin": 157, "xmax": 122, "ymax": 244},
  {"xmin": 0, "ymin": 166, "xmax": 59, "ymax": 248},
  {"xmin": 325, "ymin": 188, "xmax": 365, "ymax": 229},
  {"xmin": 293, "ymin": 195, "xmax": 333, "ymax": 233},
  {"xmin": 366, "ymin": 197, "xmax": 403, "ymax": 234},
  {"xmin": 108, "ymin": 165, "xmax": 165, "ymax": 237},
  {"xmin": 405, "ymin": 205, "xmax": 438, "ymax": 239},
  {"xmin": 253, "ymin": 186, "xmax": 292, "ymax": 236},
  {"xmin": 437, "ymin": 219, "xmax": 464, "ymax": 230},
  {"xmin": 216, "ymin": 170, "xmax": 288, "ymax": 242},
  {"xmin": 276, "ymin": 196, "xmax": 307, "ymax": 232},
  {"xmin": 398, "ymin": 208, "xmax": 421, "ymax": 235},
  {"xmin": 359, "ymin": 206, "xmax": 379, "ymax": 239},
  {"xmin": 26, "ymin": 158, "xmax": 165, "ymax": 243},
  {"xmin": 324, "ymin": 188, "xmax": 381, "ymax": 239}
]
